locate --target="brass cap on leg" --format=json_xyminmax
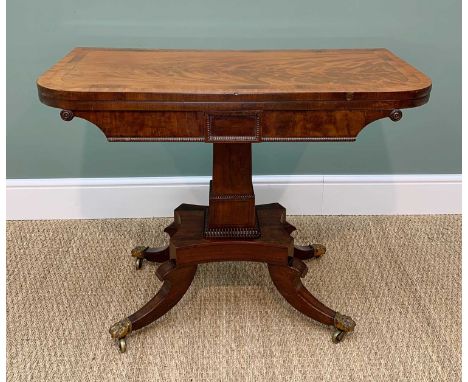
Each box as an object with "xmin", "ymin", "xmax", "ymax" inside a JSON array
[
  {"xmin": 334, "ymin": 312, "xmax": 356, "ymax": 333},
  {"xmin": 310, "ymin": 244, "xmax": 326, "ymax": 257},
  {"xmin": 109, "ymin": 318, "xmax": 132, "ymax": 339},
  {"xmin": 131, "ymin": 246, "xmax": 149, "ymax": 259}
]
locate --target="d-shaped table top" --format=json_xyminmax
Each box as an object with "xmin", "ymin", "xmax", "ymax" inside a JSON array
[{"xmin": 37, "ymin": 47, "xmax": 431, "ymax": 108}]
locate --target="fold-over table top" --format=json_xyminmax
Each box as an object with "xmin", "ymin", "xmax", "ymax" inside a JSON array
[{"xmin": 37, "ymin": 48, "xmax": 431, "ymax": 110}]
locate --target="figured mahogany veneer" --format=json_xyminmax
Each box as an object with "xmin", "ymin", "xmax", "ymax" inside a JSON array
[
  {"xmin": 38, "ymin": 48, "xmax": 431, "ymax": 104},
  {"xmin": 65, "ymin": 109, "xmax": 395, "ymax": 142},
  {"xmin": 37, "ymin": 48, "xmax": 431, "ymax": 351},
  {"xmin": 38, "ymin": 48, "xmax": 430, "ymax": 142}
]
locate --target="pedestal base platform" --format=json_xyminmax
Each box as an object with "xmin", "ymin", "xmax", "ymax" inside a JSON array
[{"xmin": 109, "ymin": 203, "xmax": 356, "ymax": 352}]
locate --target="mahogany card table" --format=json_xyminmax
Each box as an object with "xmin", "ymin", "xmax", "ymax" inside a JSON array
[{"xmin": 37, "ymin": 48, "xmax": 431, "ymax": 352}]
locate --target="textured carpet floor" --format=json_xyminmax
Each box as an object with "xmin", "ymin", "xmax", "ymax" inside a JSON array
[{"xmin": 7, "ymin": 215, "xmax": 461, "ymax": 382}]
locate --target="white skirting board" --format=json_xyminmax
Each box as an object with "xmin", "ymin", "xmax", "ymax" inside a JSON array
[{"xmin": 6, "ymin": 175, "xmax": 461, "ymax": 220}]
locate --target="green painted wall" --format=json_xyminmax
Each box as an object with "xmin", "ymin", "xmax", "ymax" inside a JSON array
[{"xmin": 7, "ymin": 0, "xmax": 461, "ymax": 178}]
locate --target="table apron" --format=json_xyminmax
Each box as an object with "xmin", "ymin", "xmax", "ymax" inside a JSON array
[{"xmin": 65, "ymin": 109, "xmax": 397, "ymax": 142}]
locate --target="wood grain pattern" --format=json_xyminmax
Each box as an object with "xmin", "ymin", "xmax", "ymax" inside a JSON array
[
  {"xmin": 169, "ymin": 203, "xmax": 293, "ymax": 266},
  {"xmin": 37, "ymin": 48, "xmax": 431, "ymax": 111},
  {"xmin": 39, "ymin": 48, "xmax": 431, "ymax": 142},
  {"xmin": 261, "ymin": 110, "xmax": 389, "ymax": 140},
  {"xmin": 208, "ymin": 143, "xmax": 256, "ymax": 232},
  {"xmin": 268, "ymin": 257, "xmax": 336, "ymax": 326},
  {"xmin": 64, "ymin": 109, "xmax": 395, "ymax": 142},
  {"xmin": 74, "ymin": 110, "xmax": 205, "ymax": 140},
  {"xmin": 127, "ymin": 260, "xmax": 197, "ymax": 331}
]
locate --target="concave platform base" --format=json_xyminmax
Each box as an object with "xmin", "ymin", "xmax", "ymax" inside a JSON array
[{"xmin": 109, "ymin": 203, "xmax": 356, "ymax": 352}]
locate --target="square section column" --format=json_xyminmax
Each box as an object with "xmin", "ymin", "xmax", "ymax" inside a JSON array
[{"xmin": 205, "ymin": 143, "xmax": 259, "ymax": 238}]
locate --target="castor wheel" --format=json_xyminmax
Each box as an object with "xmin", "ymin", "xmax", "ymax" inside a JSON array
[
  {"xmin": 332, "ymin": 330, "xmax": 346, "ymax": 343},
  {"xmin": 118, "ymin": 337, "xmax": 127, "ymax": 353},
  {"xmin": 131, "ymin": 245, "xmax": 148, "ymax": 269},
  {"xmin": 135, "ymin": 258, "xmax": 144, "ymax": 270}
]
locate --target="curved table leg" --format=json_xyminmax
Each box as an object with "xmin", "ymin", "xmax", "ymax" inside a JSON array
[
  {"xmin": 131, "ymin": 245, "xmax": 170, "ymax": 269},
  {"xmin": 109, "ymin": 259, "xmax": 197, "ymax": 352},
  {"xmin": 130, "ymin": 221, "xmax": 178, "ymax": 269},
  {"xmin": 294, "ymin": 244, "xmax": 326, "ymax": 260},
  {"xmin": 268, "ymin": 257, "xmax": 355, "ymax": 343}
]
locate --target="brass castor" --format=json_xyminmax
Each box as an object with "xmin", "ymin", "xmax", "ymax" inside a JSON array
[
  {"xmin": 310, "ymin": 243, "xmax": 326, "ymax": 258},
  {"xmin": 109, "ymin": 318, "xmax": 132, "ymax": 353},
  {"xmin": 135, "ymin": 258, "xmax": 144, "ymax": 270},
  {"xmin": 132, "ymin": 246, "xmax": 148, "ymax": 270},
  {"xmin": 332, "ymin": 312, "xmax": 355, "ymax": 344},
  {"xmin": 332, "ymin": 330, "xmax": 346, "ymax": 343},
  {"xmin": 131, "ymin": 246, "xmax": 148, "ymax": 258},
  {"xmin": 118, "ymin": 337, "xmax": 127, "ymax": 353}
]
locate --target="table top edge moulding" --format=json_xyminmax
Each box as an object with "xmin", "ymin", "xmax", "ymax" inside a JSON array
[{"xmin": 36, "ymin": 47, "xmax": 432, "ymax": 352}]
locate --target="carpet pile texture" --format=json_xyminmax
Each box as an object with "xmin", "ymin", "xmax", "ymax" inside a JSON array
[{"xmin": 7, "ymin": 215, "xmax": 461, "ymax": 381}]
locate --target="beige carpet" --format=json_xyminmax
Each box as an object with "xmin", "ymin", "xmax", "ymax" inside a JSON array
[{"xmin": 7, "ymin": 215, "xmax": 461, "ymax": 382}]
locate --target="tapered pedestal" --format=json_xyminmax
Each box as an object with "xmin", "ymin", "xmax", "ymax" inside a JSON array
[{"xmin": 204, "ymin": 143, "xmax": 261, "ymax": 239}]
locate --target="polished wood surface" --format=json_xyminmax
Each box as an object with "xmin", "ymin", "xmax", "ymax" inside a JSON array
[
  {"xmin": 208, "ymin": 143, "xmax": 256, "ymax": 232},
  {"xmin": 71, "ymin": 109, "xmax": 396, "ymax": 142},
  {"xmin": 38, "ymin": 48, "xmax": 431, "ymax": 142},
  {"xmin": 128, "ymin": 259, "xmax": 197, "ymax": 332},
  {"xmin": 171, "ymin": 203, "xmax": 292, "ymax": 266},
  {"xmin": 37, "ymin": 48, "xmax": 431, "ymax": 352},
  {"xmin": 38, "ymin": 48, "xmax": 431, "ymax": 106}
]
